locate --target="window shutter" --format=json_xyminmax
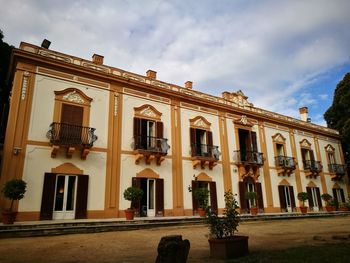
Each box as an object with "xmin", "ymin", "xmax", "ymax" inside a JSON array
[
  {"xmin": 256, "ymin": 182, "xmax": 264, "ymax": 210},
  {"xmin": 40, "ymin": 173, "xmax": 56, "ymax": 220},
  {"xmin": 278, "ymin": 185, "xmax": 286, "ymax": 211},
  {"xmin": 207, "ymin": 131, "xmax": 213, "ymax": 157},
  {"xmin": 289, "ymin": 186, "xmax": 296, "ymax": 210},
  {"xmin": 209, "ymin": 182, "xmax": 218, "ymax": 214},
  {"xmin": 132, "ymin": 177, "xmax": 142, "ymax": 216},
  {"xmin": 75, "ymin": 175, "xmax": 89, "ymax": 219},
  {"xmin": 239, "ymin": 182, "xmax": 246, "ymax": 211},
  {"xmin": 306, "ymin": 187, "xmax": 314, "ymax": 208},
  {"xmin": 155, "ymin": 179, "xmax": 164, "ymax": 216},
  {"xmin": 315, "ymin": 187, "xmax": 322, "ymax": 208},
  {"xmin": 61, "ymin": 104, "xmax": 83, "ymax": 125},
  {"xmin": 340, "ymin": 188, "xmax": 345, "ymax": 203},
  {"xmin": 190, "ymin": 128, "xmax": 196, "ymax": 157},
  {"xmin": 251, "ymin": 131, "xmax": 258, "ymax": 152},
  {"xmin": 332, "ymin": 188, "xmax": 338, "ymax": 208},
  {"xmin": 156, "ymin": 122, "xmax": 163, "ymax": 139},
  {"xmin": 310, "ymin": 150, "xmax": 315, "ymax": 161},
  {"xmin": 133, "ymin": 118, "xmax": 141, "ymax": 150},
  {"xmin": 192, "ymin": 180, "xmax": 199, "ymax": 213}
]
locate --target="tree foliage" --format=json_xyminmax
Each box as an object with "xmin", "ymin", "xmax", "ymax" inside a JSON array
[
  {"xmin": 324, "ymin": 73, "xmax": 350, "ymax": 164},
  {"xmin": 0, "ymin": 29, "xmax": 13, "ymax": 103}
]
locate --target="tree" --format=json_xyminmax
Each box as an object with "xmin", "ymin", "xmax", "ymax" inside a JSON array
[
  {"xmin": 324, "ymin": 72, "xmax": 350, "ymax": 167},
  {"xmin": 0, "ymin": 29, "xmax": 14, "ymax": 142}
]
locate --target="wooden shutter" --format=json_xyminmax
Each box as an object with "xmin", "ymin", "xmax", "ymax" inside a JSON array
[
  {"xmin": 132, "ymin": 177, "xmax": 142, "ymax": 216},
  {"xmin": 61, "ymin": 104, "xmax": 83, "ymax": 125},
  {"xmin": 340, "ymin": 189, "xmax": 345, "ymax": 202},
  {"xmin": 190, "ymin": 128, "xmax": 196, "ymax": 157},
  {"xmin": 192, "ymin": 180, "xmax": 199, "ymax": 213},
  {"xmin": 75, "ymin": 175, "xmax": 89, "ymax": 219},
  {"xmin": 310, "ymin": 150, "xmax": 315, "ymax": 161},
  {"xmin": 278, "ymin": 185, "xmax": 286, "ymax": 211},
  {"xmin": 40, "ymin": 173, "xmax": 56, "ymax": 220},
  {"xmin": 209, "ymin": 182, "xmax": 218, "ymax": 214},
  {"xmin": 289, "ymin": 186, "xmax": 296, "ymax": 210},
  {"xmin": 155, "ymin": 179, "xmax": 164, "ymax": 216},
  {"xmin": 207, "ymin": 131, "xmax": 213, "ymax": 157},
  {"xmin": 306, "ymin": 187, "xmax": 314, "ymax": 208},
  {"xmin": 156, "ymin": 122, "xmax": 163, "ymax": 139},
  {"xmin": 332, "ymin": 188, "xmax": 338, "ymax": 208},
  {"xmin": 239, "ymin": 182, "xmax": 246, "ymax": 211},
  {"xmin": 315, "ymin": 187, "xmax": 322, "ymax": 208},
  {"xmin": 133, "ymin": 118, "xmax": 141, "ymax": 150},
  {"xmin": 256, "ymin": 182, "xmax": 264, "ymax": 210},
  {"xmin": 251, "ymin": 131, "xmax": 258, "ymax": 152}
]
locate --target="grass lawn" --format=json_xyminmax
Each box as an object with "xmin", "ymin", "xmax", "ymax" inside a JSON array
[{"xmin": 229, "ymin": 242, "xmax": 350, "ymax": 263}]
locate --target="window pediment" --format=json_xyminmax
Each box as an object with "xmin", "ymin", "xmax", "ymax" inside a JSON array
[
  {"xmin": 233, "ymin": 115, "xmax": 254, "ymax": 127},
  {"xmin": 136, "ymin": 168, "xmax": 160, "ymax": 178},
  {"xmin": 278, "ymin": 179, "xmax": 290, "ymax": 186},
  {"xmin": 190, "ymin": 116, "xmax": 211, "ymax": 130},
  {"xmin": 307, "ymin": 181, "xmax": 317, "ymax": 188},
  {"xmin": 325, "ymin": 144, "xmax": 335, "ymax": 153},
  {"xmin": 300, "ymin": 139, "xmax": 312, "ymax": 149},
  {"xmin": 272, "ymin": 133, "xmax": 286, "ymax": 143},
  {"xmin": 55, "ymin": 88, "xmax": 92, "ymax": 105},
  {"xmin": 134, "ymin": 104, "xmax": 162, "ymax": 121}
]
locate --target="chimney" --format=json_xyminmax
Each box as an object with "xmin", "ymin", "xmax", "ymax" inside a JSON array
[
  {"xmin": 92, "ymin": 54, "xmax": 104, "ymax": 65},
  {"xmin": 299, "ymin": 107, "xmax": 309, "ymax": 122},
  {"xmin": 146, "ymin": 70, "xmax": 157, "ymax": 80},
  {"xmin": 185, "ymin": 81, "xmax": 193, "ymax": 89}
]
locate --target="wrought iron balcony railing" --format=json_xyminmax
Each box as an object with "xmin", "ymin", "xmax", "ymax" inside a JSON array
[
  {"xmin": 134, "ymin": 135, "xmax": 170, "ymax": 154},
  {"xmin": 275, "ymin": 156, "xmax": 296, "ymax": 169},
  {"xmin": 47, "ymin": 122, "xmax": 98, "ymax": 148},
  {"xmin": 328, "ymin": 164, "xmax": 346, "ymax": 175},
  {"xmin": 191, "ymin": 143, "xmax": 220, "ymax": 160},
  {"xmin": 303, "ymin": 160, "xmax": 322, "ymax": 173},
  {"xmin": 233, "ymin": 150, "xmax": 264, "ymax": 166}
]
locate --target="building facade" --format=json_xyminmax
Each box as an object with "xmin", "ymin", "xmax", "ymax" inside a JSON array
[{"xmin": 0, "ymin": 42, "xmax": 349, "ymax": 221}]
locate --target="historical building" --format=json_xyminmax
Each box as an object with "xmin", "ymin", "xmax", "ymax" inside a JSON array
[{"xmin": 0, "ymin": 41, "xmax": 348, "ymax": 221}]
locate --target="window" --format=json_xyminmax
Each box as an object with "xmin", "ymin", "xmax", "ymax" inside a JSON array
[
  {"xmin": 238, "ymin": 129, "xmax": 262, "ymax": 164},
  {"xmin": 306, "ymin": 186, "xmax": 322, "ymax": 211}
]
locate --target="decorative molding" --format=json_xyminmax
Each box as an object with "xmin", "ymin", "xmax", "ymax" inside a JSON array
[
  {"xmin": 300, "ymin": 139, "xmax": 312, "ymax": 149},
  {"xmin": 222, "ymin": 90, "xmax": 253, "ymax": 107},
  {"xmin": 272, "ymin": 133, "xmax": 286, "ymax": 143},
  {"xmin": 278, "ymin": 179, "xmax": 290, "ymax": 186},
  {"xmin": 136, "ymin": 168, "xmax": 160, "ymax": 178},
  {"xmin": 114, "ymin": 95, "xmax": 118, "ymax": 116},
  {"xmin": 233, "ymin": 115, "xmax": 255, "ymax": 127},
  {"xmin": 325, "ymin": 144, "xmax": 335, "ymax": 152},
  {"xmin": 190, "ymin": 116, "xmax": 211, "ymax": 130},
  {"xmin": 21, "ymin": 71, "xmax": 30, "ymax": 100},
  {"xmin": 134, "ymin": 104, "xmax": 162, "ymax": 120},
  {"xmin": 63, "ymin": 91, "xmax": 85, "ymax": 104},
  {"xmin": 51, "ymin": 162, "xmax": 83, "ymax": 175},
  {"xmin": 195, "ymin": 172, "xmax": 212, "ymax": 182},
  {"xmin": 307, "ymin": 181, "xmax": 317, "ymax": 188}
]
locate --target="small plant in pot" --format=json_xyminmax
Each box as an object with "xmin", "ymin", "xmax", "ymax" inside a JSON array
[
  {"xmin": 244, "ymin": 191, "xmax": 258, "ymax": 215},
  {"xmin": 321, "ymin": 193, "xmax": 336, "ymax": 212},
  {"xmin": 206, "ymin": 190, "xmax": 248, "ymax": 259},
  {"xmin": 297, "ymin": 192, "xmax": 308, "ymax": 214},
  {"xmin": 123, "ymin": 186, "xmax": 143, "ymax": 220},
  {"xmin": 193, "ymin": 187, "xmax": 210, "ymax": 217},
  {"xmin": 1, "ymin": 179, "xmax": 27, "ymax": 224}
]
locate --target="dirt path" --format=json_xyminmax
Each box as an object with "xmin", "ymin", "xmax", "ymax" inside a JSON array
[{"xmin": 0, "ymin": 216, "xmax": 350, "ymax": 263}]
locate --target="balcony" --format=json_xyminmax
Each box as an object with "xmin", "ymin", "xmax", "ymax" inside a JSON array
[
  {"xmin": 47, "ymin": 122, "xmax": 98, "ymax": 159},
  {"xmin": 133, "ymin": 135, "xmax": 170, "ymax": 165},
  {"xmin": 191, "ymin": 143, "xmax": 220, "ymax": 170},
  {"xmin": 275, "ymin": 156, "xmax": 296, "ymax": 176},
  {"xmin": 303, "ymin": 160, "xmax": 323, "ymax": 178},
  {"xmin": 328, "ymin": 164, "xmax": 346, "ymax": 180},
  {"xmin": 233, "ymin": 150, "xmax": 264, "ymax": 179}
]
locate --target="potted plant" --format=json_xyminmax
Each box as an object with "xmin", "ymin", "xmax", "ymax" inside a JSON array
[
  {"xmin": 339, "ymin": 202, "xmax": 349, "ymax": 212},
  {"xmin": 321, "ymin": 193, "xmax": 335, "ymax": 212},
  {"xmin": 206, "ymin": 190, "xmax": 248, "ymax": 259},
  {"xmin": 193, "ymin": 187, "xmax": 210, "ymax": 217},
  {"xmin": 123, "ymin": 186, "xmax": 143, "ymax": 220},
  {"xmin": 244, "ymin": 191, "xmax": 258, "ymax": 215},
  {"xmin": 1, "ymin": 179, "xmax": 27, "ymax": 224},
  {"xmin": 297, "ymin": 192, "xmax": 308, "ymax": 214}
]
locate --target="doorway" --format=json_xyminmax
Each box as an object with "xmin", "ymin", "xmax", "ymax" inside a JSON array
[
  {"xmin": 140, "ymin": 178, "xmax": 156, "ymax": 217},
  {"xmin": 53, "ymin": 175, "xmax": 77, "ymax": 220}
]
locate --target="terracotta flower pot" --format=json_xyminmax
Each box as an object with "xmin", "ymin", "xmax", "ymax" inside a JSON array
[
  {"xmin": 197, "ymin": 208, "xmax": 206, "ymax": 217},
  {"xmin": 250, "ymin": 207, "xmax": 258, "ymax": 216},
  {"xmin": 300, "ymin": 206, "xmax": 307, "ymax": 214},
  {"xmin": 208, "ymin": 235, "xmax": 249, "ymax": 259},
  {"xmin": 1, "ymin": 210, "xmax": 17, "ymax": 224},
  {"xmin": 339, "ymin": 207, "xmax": 349, "ymax": 212},
  {"xmin": 325, "ymin": 206, "xmax": 336, "ymax": 212},
  {"xmin": 124, "ymin": 208, "xmax": 135, "ymax": 220}
]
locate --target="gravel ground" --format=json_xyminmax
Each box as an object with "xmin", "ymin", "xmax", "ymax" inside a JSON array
[{"xmin": 0, "ymin": 216, "xmax": 350, "ymax": 263}]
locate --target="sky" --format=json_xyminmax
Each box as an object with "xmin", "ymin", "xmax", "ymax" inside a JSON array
[{"xmin": 1, "ymin": 0, "xmax": 350, "ymax": 126}]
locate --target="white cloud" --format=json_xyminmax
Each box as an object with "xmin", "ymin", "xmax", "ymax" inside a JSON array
[{"xmin": 0, "ymin": 0, "xmax": 349, "ymax": 126}]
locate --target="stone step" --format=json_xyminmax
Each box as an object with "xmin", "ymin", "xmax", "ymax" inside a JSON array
[{"xmin": 1, "ymin": 211, "xmax": 349, "ymax": 239}]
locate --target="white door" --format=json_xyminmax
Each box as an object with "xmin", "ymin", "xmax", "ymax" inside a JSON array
[
  {"xmin": 53, "ymin": 175, "xmax": 77, "ymax": 220},
  {"xmin": 284, "ymin": 186, "xmax": 292, "ymax": 212},
  {"xmin": 147, "ymin": 179, "xmax": 156, "ymax": 217},
  {"xmin": 311, "ymin": 188, "xmax": 319, "ymax": 212}
]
